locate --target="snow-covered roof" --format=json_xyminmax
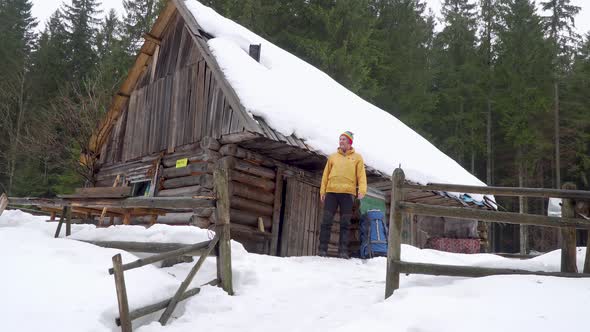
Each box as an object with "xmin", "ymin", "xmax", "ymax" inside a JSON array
[{"xmin": 184, "ymin": 1, "xmax": 488, "ymax": 199}]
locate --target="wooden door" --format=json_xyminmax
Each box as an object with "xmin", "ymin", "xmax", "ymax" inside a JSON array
[{"xmin": 279, "ymin": 177, "xmax": 323, "ymax": 257}]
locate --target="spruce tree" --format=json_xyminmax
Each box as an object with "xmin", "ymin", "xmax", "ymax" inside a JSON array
[
  {"xmin": 62, "ymin": 0, "xmax": 102, "ymax": 82},
  {"xmin": 432, "ymin": 0, "xmax": 483, "ymax": 172},
  {"xmin": 540, "ymin": 0, "xmax": 581, "ymax": 188},
  {"xmin": 122, "ymin": 0, "xmax": 166, "ymax": 56}
]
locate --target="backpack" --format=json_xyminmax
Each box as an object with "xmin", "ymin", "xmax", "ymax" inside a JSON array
[{"xmin": 360, "ymin": 209, "xmax": 388, "ymax": 258}]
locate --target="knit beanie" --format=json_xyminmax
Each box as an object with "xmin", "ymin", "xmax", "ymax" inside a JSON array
[{"xmin": 341, "ymin": 131, "xmax": 354, "ymax": 145}]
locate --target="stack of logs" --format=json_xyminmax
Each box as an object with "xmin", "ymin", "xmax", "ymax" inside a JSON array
[{"xmin": 158, "ymin": 138, "xmax": 277, "ymax": 252}]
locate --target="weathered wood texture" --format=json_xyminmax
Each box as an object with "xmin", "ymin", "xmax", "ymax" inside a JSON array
[
  {"xmin": 159, "ymin": 236, "xmax": 219, "ymax": 325},
  {"xmin": 214, "ymin": 167, "xmax": 233, "ymax": 295},
  {"xmin": 399, "ymin": 202, "xmax": 590, "ymax": 229},
  {"xmin": 107, "ymin": 240, "xmax": 212, "ymax": 274},
  {"xmin": 112, "ymin": 254, "xmax": 132, "ymax": 332},
  {"xmin": 561, "ymin": 183, "xmax": 578, "ymax": 273},
  {"xmin": 404, "ymin": 183, "xmax": 590, "ymax": 200},
  {"xmin": 270, "ymin": 168, "xmax": 285, "ymax": 256},
  {"xmin": 68, "ymin": 186, "xmax": 132, "ymax": 198},
  {"xmin": 0, "ymin": 193, "xmax": 8, "ymax": 216},
  {"xmin": 280, "ymin": 177, "xmax": 322, "ymax": 257},
  {"xmin": 78, "ymin": 239, "xmax": 216, "ymax": 256},
  {"xmin": 396, "ymin": 261, "xmax": 590, "ymax": 278},
  {"xmin": 99, "ymin": 11, "xmax": 253, "ymax": 166},
  {"xmin": 117, "ymin": 287, "xmax": 200, "ymax": 326},
  {"xmin": 385, "ymin": 168, "xmax": 405, "ymax": 299}
]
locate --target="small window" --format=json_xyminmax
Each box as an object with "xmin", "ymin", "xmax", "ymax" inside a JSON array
[{"xmin": 132, "ymin": 181, "xmax": 151, "ymax": 197}]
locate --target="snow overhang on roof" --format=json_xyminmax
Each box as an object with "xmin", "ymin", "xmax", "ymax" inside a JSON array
[{"xmin": 182, "ymin": 0, "xmax": 494, "ymax": 205}]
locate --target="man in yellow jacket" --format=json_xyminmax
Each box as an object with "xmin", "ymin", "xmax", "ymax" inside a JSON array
[{"xmin": 319, "ymin": 131, "xmax": 367, "ymax": 258}]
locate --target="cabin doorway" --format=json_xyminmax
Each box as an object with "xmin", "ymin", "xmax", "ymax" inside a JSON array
[{"xmin": 279, "ymin": 177, "xmax": 323, "ymax": 257}]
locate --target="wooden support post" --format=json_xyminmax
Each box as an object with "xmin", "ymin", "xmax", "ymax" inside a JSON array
[
  {"xmin": 386, "ymin": 168, "xmax": 405, "ymax": 299},
  {"xmin": 99, "ymin": 174, "xmax": 121, "ymax": 227},
  {"xmin": 270, "ymin": 168, "xmax": 284, "ymax": 256},
  {"xmin": 159, "ymin": 237, "xmax": 219, "ymax": 325},
  {"xmin": 123, "ymin": 213, "xmax": 131, "ymax": 225},
  {"xmin": 561, "ymin": 183, "xmax": 578, "ymax": 273},
  {"xmin": 0, "ymin": 193, "xmax": 7, "ymax": 216},
  {"xmin": 214, "ymin": 167, "xmax": 233, "ymax": 295},
  {"xmin": 65, "ymin": 206, "xmax": 72, "ymax": 236},
  {"xmin": 54, "ymin": 206, "xmax": 67, "ymax": 238},
  {"xmin": 519, "ymin": 194, "xmax": 528, "ymax": 255},
  {"xmin": 50, "ymin": 211, "xmax": 56, "ymax": 221},
  {"xmin": 584, "ymin": 231, "xmax": 590, "ymax": 273},
  {"xmin": 112, "ymin": 254, "xmax": 132, "ymax": 332}
]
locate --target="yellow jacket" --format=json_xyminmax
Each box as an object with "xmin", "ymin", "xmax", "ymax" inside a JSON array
[{"xmin": 320, "ymin": 148, "xmax": 367, "ymax": 196}]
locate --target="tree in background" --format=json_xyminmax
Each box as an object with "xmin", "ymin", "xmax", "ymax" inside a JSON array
[
  {"xmin": 369, "ymin": 0, "xmax": 436, "ymax": 135},
  {"xmin": 122, "ymin": 0, "xmax": 166, "ymax": 56},
  {"xmin": 0, "ymin": 0, "xmax": 37, "ymax": 195},
  {"xmin": 540, "ymin": 0, "xmax": 581, "ymax": 188},
  {"xmin": 432, "ymin": 0, "xmax": 483, "ymax": 172},
  {"xmin": 62, "ymin": 0, "xmax": 102, "ymax": 83},
  {"xmin": 494, "ymin": 0, "xmax": 553, "ymax": 191}
]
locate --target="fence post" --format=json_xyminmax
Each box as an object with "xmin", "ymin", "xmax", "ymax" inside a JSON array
[
  {"xmin": 385, "ymin": 168, "xmax": 405, "ymax": 299},
  {"xmin": 561, "ymin": 183, "xmax": 578, "ymax": 273},
  {"xmin": 65, "ymin": 206, "xmax": 72, "ymax": 236},
  {"xmin": 214, "ymin": 166, "xmax": 234, "ymax": 295},
  {"xmin": 54, "ymin": 206, "xmax": 67, "ymax": 238},
  {"xmin": 112, "ymin": 254, "xmax": 132, "ymax": 332}
]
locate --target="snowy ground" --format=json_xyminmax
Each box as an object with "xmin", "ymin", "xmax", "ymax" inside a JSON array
[{"xmin": 1, "ymin": 209, "xmax": 589, "ymax": 332}]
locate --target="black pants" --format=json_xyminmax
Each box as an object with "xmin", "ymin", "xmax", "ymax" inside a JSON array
[{"xmin": 319, "ymin": 193, "xmax": 354, "ymax": 254}]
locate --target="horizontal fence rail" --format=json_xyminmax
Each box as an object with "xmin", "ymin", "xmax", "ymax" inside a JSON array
[
  {"xmin": 386, "ymin": 167, "xmax": 590, "ymax": 300},
  {"xmin": 399, "ymin": 202, "xmax": 590, "ymax": 229},
  {"xmin": 404, "ymin": 183, "xmax": 590, "ymax": 200}
]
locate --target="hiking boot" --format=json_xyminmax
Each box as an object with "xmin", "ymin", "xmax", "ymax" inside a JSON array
[
  {"xmin": 318, "ymin": 250, "xmax": 328, "ymax": 257},
  {"xmin": 338, "ymin": 252, "xmax": 350, "ymax": 259}
]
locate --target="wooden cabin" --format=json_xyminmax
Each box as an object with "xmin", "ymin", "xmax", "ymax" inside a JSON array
[{"xmin": 85, "ymin": 0, "xmax": 495, "ymax": 257}]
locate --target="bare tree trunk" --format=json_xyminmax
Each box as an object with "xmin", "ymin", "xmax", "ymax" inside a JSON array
[
  {"xmin": 7, "ymin": 72, "xmax": 26, "ymax": 195},
  {"xmin": 518, "ymin": 147, "xmax": 528, "ymax": 255},
  {"xmin": 486, "ymin": 98, "xmax": 492, "ymax": 185},
  {"xmin": 554, "ymin": 81, "xmax": 560, "ymax": 189}
]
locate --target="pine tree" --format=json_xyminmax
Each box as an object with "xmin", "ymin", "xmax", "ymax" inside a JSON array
[
  {"xmin": 478, "ymin": 0, "xmax": 500, "ymax": 185},
  {"xmin": 122, "ymin": 0, "xmax": 166, "ymax": 55},
  {"xmin": 96, "ymin": 9, "xmax": 128, "ymax": 91},
  {"xmin": 0, "ymin": 0, "xmax": 37, "ymax": 195},
  {"xmin": 540, "ymin": 0, "xmax": 581, "ymax": 188},
  {"xmin": 432, "ymin": 0, "xmax": 483, "ymax": 172},
  {"xmin": 494, "ymin": 0, "xmax": 553, "ymax": 189},
  {"xmin": 62, "ymin": 0, "xmax": 102, "ymax": 82},
  {"xmin": 369, "ymin": 0, "xmax": 436, "ymax": 132},
  {"xmin": 561, "ymin": 35, "xmax": 590, "ymax": 188}
]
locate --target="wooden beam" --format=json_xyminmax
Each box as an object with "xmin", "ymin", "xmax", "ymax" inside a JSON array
[
  {"xmin": 159, "ymin": 236, "xmax": 219, "ymax": 325},
  {"xmin": 116, "ymin": 287, "xmax": 200, "ymax": 326},
  {"xmin": 0, "ymin": 193, "xmax": 7, "ymax": 216},
  {"xmin": 77, "ymin": 239, "xmax": 217, "ymax": 256},
  {"xmin": 68, "ymin": 186, "xmax": 131, "ymax": 198},
  {"xmin": 143, "ymin": 32, "xmax": 161, "ymax": 45},
  {"xmin": 396, "ymin": 260, "xmax": 590, "ymax": 278},
  {"xmin": 404, "ymin": 183, "xmax": 590, "ymax": 200},
  {"xmin": 214, "ymin": 167, "xmax": 233, "ymax": 295},
  {"xmin": 400, "ymin": 201, "xmax": 590, "ymax": 229},
  {"xmin": 112, "ymin": 254, "xmax": 132, "ymax": 332},
  {"xmin": 385, "ymin": 168, "xmax": 404, "ymax": 299},
  {"xmin": 270, "ymin": 168, "xmax": 284, "ymax": 256},
  {"xmin": 561, "ymin": 183, "xmax": 578, "ymax": 273},
  {"xmin": 107, "ymin": 240, "xmax": 213, "ymax": 274}
]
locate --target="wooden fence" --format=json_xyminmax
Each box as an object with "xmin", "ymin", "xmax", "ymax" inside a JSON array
[
  {"xmin": 385, "ymin": 168, "xmax": 590, "ymax": 299},
  {"xmin": 110, "ymin": 167, "xmax": 233, "ymax": 331}
]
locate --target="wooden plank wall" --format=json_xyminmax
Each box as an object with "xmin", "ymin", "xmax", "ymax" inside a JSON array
[
  {"xmin": 99, "ymin": 11, "xmax": 250, "ymax": 167},
  {"xmin": 280, "ymin": 178, "xmax": 323, "ymax": 257}
]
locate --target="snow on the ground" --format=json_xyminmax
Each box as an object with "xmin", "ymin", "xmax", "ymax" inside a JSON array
[
  {"xmin": 183, "ymin": 0, "xmax": 488, "ymax": 200},
  {"xmin": 2, "ymin": 210, "xmax": 590, "ymax": 332}
]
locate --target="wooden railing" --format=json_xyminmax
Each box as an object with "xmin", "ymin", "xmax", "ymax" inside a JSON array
[
  {"xmin": 110, "ymin": 167, "xmax": 233, "ymax": 331},
  {"xmin": 385, "ymin": 168, "xmax": 590, "ymax": 299}
]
